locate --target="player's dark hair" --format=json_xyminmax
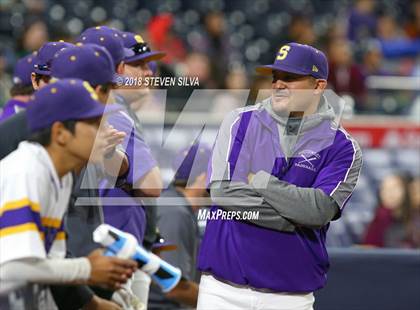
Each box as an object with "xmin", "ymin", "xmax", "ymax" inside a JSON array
[
  {"xmin": 92, "ymin": 82, "xmax": 113, "ymax": 94},
  {"xmin": 9, "ymin": 84, "xmax": 35, "ymax": 97},
  {"xmin": 34, "ymin": 73, "xmax": 51, "ymax": 85},
  {"xmin": 28, "ymin": 120, "xmax": 76, "ymax": 147}
]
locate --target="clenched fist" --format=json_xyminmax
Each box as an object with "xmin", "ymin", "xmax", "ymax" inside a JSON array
[{"xmin": 87, "ymin": 249, "xmax": 137, "ymax": 290}]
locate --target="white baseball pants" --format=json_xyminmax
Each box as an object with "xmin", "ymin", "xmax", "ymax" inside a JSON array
[{"xmin": 197, "ymin": 274, "xmax": 314, "ymax": 310}]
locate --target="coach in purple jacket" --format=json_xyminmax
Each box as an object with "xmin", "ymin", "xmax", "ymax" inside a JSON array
[{"xmin": 197, "ymin": 43, "xmax": 362, "ymax": 310}]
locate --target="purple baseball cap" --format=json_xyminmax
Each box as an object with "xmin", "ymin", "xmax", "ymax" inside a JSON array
[
  {"xmin": 51, "ymin": 44, "xmax": 117, "ymax": 86},
  {"xmin": 82, "ymin": 25, "xmax": 120, "ymax": 36},
  {"xmin": 12, "ymin": 52, "xmax": 37, "ymax": 86},
  {"xmin": 172, "ymin": 144, "xmax": 212, "ymax": 183},
  {"xmin": 119, "ymin": 31, "xmax": 166, "ymax": 64},
  {"xmin": 26, "ymin": 79, "xmax": 120, "ymax": 133},
  {"xmin": 256, "ymin": 42, "xmax": 328, "ymax": 79},
  {"xmin": 33, "ymin": 41, "xmax": 75, "ymax": 76},
  {"xmin": 77, "ymin": 27, "xmax": 134, "ymax": 65}
]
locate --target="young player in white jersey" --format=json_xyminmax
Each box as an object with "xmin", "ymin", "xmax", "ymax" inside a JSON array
[{"xmin": 0, "ymin": 79, "xmax": 137, "ymax": 308}]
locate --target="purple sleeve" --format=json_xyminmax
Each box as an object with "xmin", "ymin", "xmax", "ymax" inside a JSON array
[
  {"xmin": 107, "ymin": 111, "xmax": 157, "ymax": 186},
  {"xmin": 312, "ymin": 129, "xmax": 362, "ymax": 210}
]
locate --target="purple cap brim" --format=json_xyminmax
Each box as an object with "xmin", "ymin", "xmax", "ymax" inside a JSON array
[
  {"xmin": 255, "ymin": 64, "xmax": 309, "ymax": 76},
  {"xmin": 124, "ymin": 51, "xmax": 166, "ymax": 64},
  {"xmin": 33, "ymin": 68, "xmax": 52, "ymax": 76}
]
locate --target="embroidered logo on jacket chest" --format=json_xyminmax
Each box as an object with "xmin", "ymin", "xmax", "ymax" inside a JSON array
[{"xmin": 294, "ymin": 149, "xmax": 320, "ymax": 172}]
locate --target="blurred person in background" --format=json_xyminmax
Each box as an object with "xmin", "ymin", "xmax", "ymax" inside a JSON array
[
  {"xmin": 0, "ymin": 53, "xmax": 35, "ymax": 122},
  {"xmin": 376, "ymin": 13, "xmax": 405, "ymax": 43},
  {"xmin": 211, "ymin": 67, "xmax": 249, "ymax": 115},
  {"xmin": 321, "ymin": 21, "xmax": 347, "ymax": 47},
  {"xmin": 287, "ymin": 15, "xmax": 317, "ymax": 46},
  {"xmin": 17, "ymin": 18, "xmax": 49, "ymax": 57},
  {"xmin": 360, "ymin": 39, "xmax": 391, "ymax": 111},
  {"xmin": 168, "ymin": 52, "xmax": 214, "ymax": 112},
  {"xmin": 148, "ymin": 14, "xmax": 187, "ymax": 65},
  {"xmin": 408, "ymin": 177, "xmax": 420, "ymax": 248},
  {"xmin": 202, "ymin": 11, "xmax": 233, "ymax": 88},
  {"xmin": 404, "ymin": 0, "xmax": 420, "ymax": 39},
  {"xmin": 184, "ymin": 53, "xmax": 213, "ymax": 88},
  {"xmin": 361, "ymin": 39, "xmax": 387, "ymax": 76},
  {"xmin": 190, "ymin": 11, "xmax": 236, "ymax": 88},
  {"xmin": 148, "ymin": 144, "xmax": 211, "ymax": 310},
  {"xmin": 0, "ymin": 48, "xmax": 12, "ymax": 108},
  {"xmin": 376, "ymin": 12, "xmax": 420, "ymax": 61},
  {"xmin": 327, "ymin": 38, "xmax": 366, "ymax": 111},
  {"xmin": 363, "ymin": 173, "xmax": 417, "ymax": 248},
  {"xmin": 20, "ymin": 0, "xmax": 47, "ymax": 14},
  {"xmin": 347, "ymin": 0, "xmax": 377, "ymax": 42}
]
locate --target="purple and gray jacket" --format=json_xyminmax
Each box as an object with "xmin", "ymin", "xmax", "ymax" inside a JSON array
[{"xmin": 198, "ymin": 97, "xmax": 362, "ymax": 293}]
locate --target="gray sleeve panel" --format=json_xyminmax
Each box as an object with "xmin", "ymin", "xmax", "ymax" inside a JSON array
[
  {"xmin": 209, "ymin": 109, "xmax": 242, "ymax": 182},
  {"xmin": 330, "ymin": 132, "xmax": 363, "ymax": 208},
  {"xmin": 251, "ymin": 171, "xmax": 340, "ymax": 228},
  {"xmin": 210, "ymin": 181, "xmax": 296, "ymax": 232},
  {"xmin": 157, "ymin": 209, "xmax": 195, "ymax": 280}
]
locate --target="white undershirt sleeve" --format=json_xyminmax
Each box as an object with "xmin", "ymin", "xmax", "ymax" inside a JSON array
[{"xmin": 0, "ymin": 257, "xmax": 91, "ymax": 284}]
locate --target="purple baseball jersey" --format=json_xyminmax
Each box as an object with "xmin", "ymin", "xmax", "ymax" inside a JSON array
[
  {"xmin": 198, "ymin": 101, "xmax": 362, "ymax": 293},
  {"xmin": 100, "ymin": 104, "xmax": 157, "ymax": 243}
]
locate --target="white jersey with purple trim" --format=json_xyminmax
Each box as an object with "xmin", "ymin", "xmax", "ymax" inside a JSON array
[{"xmin": 0, "ymin": 141, "xmax": 72, "ymax": 264}]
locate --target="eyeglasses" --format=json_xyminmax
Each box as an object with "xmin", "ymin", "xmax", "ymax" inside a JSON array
[{"xmin": 131, "ymin": 42, "xmax": 151, "ymax": 55}]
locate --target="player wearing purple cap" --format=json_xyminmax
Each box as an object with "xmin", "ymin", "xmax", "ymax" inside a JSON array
[
  {"xmin": 0, "ymin": 43, "xmax": 131, "ymax": 309},
  {"xmin": 113, "ymin": 32, "xmax": 167, "ymax": 257},
  {"xmin": 149, "ymin": 144, "xmax": 211, "ymax": 310},
  {"xmin": 77, "ymin": 27, "xmax": 134, "ymax": 74},
  {"xmin": 51, "ymin": 42, "xmax": 130, "ymax": 170},
  {"xmin": 0, "ymin": 41, "xmax": 74, "ymax": 160},
  {"xmin": 0, "ymin": 53, "xmax": 36, "ymax": 122},
  {"xmin": 0, "ymin": 79, "xmax": 137, "ymax": 309},
  {"xmin": 197, "ymin": 43, "xmax": 362, "ymax": 309},
  {"xmin": 75, "ymin": 27, "xmax": 164, "ymax": 307},
  {"xmin": 0, "ymin": 41, "xmax": 72, "ymax": 122},
  {"xmin": 0, "ymin": 42, "xmax": 126, "ymax": 166},
  {"xmin": 31, "ymin": 41, "xmax": 74, "ymax": 90},
  {"xmin": 120, "ymin": 31, "xmax": 166, "ymax": 64},
  {"xmin": 116, "ymin": 31, "xmax": 165, "ymax": 110},
  {"xmin": 100, "ymin": 30, "xmax": 166, "ymax": 308}
]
